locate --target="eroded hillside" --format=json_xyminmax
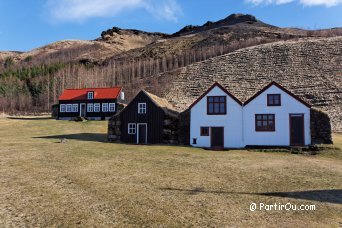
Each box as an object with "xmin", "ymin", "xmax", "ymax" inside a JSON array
[{"xmin": 155, "ymin": 37, "xmax": 341, "ymax": 131}]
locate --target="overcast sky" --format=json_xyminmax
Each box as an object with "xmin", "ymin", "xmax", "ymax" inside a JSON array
[{"xmin": 0, "ymin": 0, "xmax": 341, "ymax": 51}]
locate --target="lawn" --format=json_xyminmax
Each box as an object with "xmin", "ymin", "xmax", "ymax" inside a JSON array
[{"xmin": 0, "ymin": 117, "xmax": 341, "ymax": 227}]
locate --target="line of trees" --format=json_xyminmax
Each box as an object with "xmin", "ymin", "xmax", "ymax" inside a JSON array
[{"xmin": 1, "ymin": 33, "xmax": 337, "ymax": 114}]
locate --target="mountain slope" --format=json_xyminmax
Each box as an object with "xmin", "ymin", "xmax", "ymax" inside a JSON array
[
  {"xmin": 0, "ymin": 14, "xmax": 341, "ymax": 132},
  {"xmin": 103, "ymin": 14, "xmax": 318, "ymax": 62},
  {"xmin": 157, "ymin": 37, "xmax": 341, "ymax": 131},
  {"xmin": 2, "ymin": 14, "xmax": 340, "ymax": 67}
]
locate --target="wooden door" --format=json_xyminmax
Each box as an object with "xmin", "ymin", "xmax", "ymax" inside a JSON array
[
  {"xmin": 290, "ymin": 114, "xmax": 305, "ymax": 146},
  {"xmin": 211, "ymin": 127, "xmax": 224, "ymax": 149},
  {"xmin": 80, "ymin": 104, "xmax": 86, "ymax": 117},
  {"xmin": 138, "ymin": 124, "xmax": 147, "ymax": 144}
]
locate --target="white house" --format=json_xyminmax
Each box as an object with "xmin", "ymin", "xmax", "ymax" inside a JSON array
[
  {"xmin": 189, "ymin": 81, "xmax": 311, "ymax": 149},
  {"xmin": 243, "ymin": 81, "xmax": 311, "ymax": 147},
  {"xmin": 189, "ymin": 82, "xmax": 244, "ymax": 149}
]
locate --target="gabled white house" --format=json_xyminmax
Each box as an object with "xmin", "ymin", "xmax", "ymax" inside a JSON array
[
  {"xmin": 189, "ymin": 81, "xmax": 312, "ymax": 149},
  {"xmin": 189, "ymin": 82, "xmax": 244, "ymax": 149},
  {"xmin": 243, "ymin": 81, "xmax": 311, "ymax": 147}
]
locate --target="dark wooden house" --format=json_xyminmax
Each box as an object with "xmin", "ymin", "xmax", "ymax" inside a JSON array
[
  {"xmin": 56, "ymin": 87, "xmax": 124, "ymax": 120},
  {"xmin": 108, "ymin": 90, "xmax": 179, "ymax": 144}
]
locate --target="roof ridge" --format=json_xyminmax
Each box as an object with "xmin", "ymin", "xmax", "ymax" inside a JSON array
[
  {"xmin": 141, "ymin": 90, "xmax": 178, "ymax": 116},
  {"xmin": 65, "ymin": 87, "xmax": 122, "ymax": 90}
]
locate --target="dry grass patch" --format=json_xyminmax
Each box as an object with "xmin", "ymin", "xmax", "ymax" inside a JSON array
[{"xmin": 0, "ymin": 117, "xmax": 341, "ymax": 227}]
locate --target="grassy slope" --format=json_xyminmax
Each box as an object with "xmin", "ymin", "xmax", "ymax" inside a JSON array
[{"xmin": 0, "ymin": 117, "xmax": 341, "ymax": 227}]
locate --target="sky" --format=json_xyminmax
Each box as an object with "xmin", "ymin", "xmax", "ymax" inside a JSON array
[{"xmin": 0, "ymin": 0, "xmax": 341, "ymax": 51}]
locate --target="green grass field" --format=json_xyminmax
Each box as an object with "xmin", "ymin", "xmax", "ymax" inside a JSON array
[{"xmin": 0, "ymin": 117, "xmax": 341, "ymax": 227}]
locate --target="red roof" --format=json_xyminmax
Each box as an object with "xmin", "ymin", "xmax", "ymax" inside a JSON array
[{"xmin": 59, "ymin": 87, "xmax": 122, "ymax": 101}]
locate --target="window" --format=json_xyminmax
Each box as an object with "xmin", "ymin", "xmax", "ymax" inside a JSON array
[
  {"xmin": 207, "ymin": 96, "xmax": 226, "ymax": 115},
  {"xmin": 60, "ymin": 104, "xmax": 66, "ymax": 112},
  {"xmin": 138, "ymin": 103, "xmax": 146, "ymax": 114},
  {"xmin": 120, "ymin": 92, "xmax": 125, "ymax": 100},
  {"xmin": 128, "ymin": 123, "xmax": 136, "ymax": 134},
  {"xmin": 87, "ymin": 103, "xmax": 94, "ymax": 112},
  {"xmin": 200, "ymin": 127, "xmax": 210, "ymax": 136},
  {"xmin": 109, "ymin": 103, "xmax": 115, "ymax": 112},
  {"xmin": 66, "ymin": 104, "xmax": 72, "ymax": 112},
  {"xmin": 102, "ymin": 103, "xmax": 109, "ymax": 112},
  {"xmin": 87, "ymin": 91, "xmax": 94, "ymax": 100},
  {"xmin": 255, "ymin": 114, "xmax": 275, "ymax": 131},
  {"xmin": 267, "ymin": 94, "xmax": 281, "ymax": 106},
  {"xmin": 94, "ymin": 103, "xmax": 100, "ymax": 112},
  {"xmin": 72, "ymin": 104, "xmax": 78, "ymax": 112}
]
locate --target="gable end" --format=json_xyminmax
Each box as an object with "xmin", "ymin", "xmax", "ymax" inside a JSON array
[
  {"xmin": 189, "ymin": 82, "xmax": 242, "ymax": 110},
  {"xmin": 243, "ymin": 81, "xmax": 311, "ymax": 108}
]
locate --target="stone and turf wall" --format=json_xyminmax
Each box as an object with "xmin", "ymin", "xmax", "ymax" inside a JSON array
[{"xmin": 310, "ymin": 108, "xmax": 333, "ymax": 144}]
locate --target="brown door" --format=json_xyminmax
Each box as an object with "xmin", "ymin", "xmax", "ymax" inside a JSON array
[
  {"xmin": 138, "ymin": 124, "xmax": 147, "ymax": 144},
  {"xmin": 211, "ymin": 127, "xmax": 224, "ymax": 149},
  {"xmin": 290, "ymin": 114, "xmax": 305, "ymax": 146}
]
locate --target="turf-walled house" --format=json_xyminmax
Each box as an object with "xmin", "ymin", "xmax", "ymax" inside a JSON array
[
  {"xmin": 243, "ymin": 81, "xmax": 311, "ymax": 147},
  {"xmin": 188, "ymin": 81, "xmax": 332, "ymax": 149},
  {"xmin": 57, "ymin": 87, "xmax": 124, "ymax": 120},
  {"xmin": 108, "ymin": 90, "xmax": 179, "ymax": 144}
]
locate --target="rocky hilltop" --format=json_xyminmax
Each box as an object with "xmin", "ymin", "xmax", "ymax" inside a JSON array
[
  {"xmin": 171, "ymin": 13, "xmax": 271, "ymax": 37},
  {"xmin": 2, "ymin": 13, "xmax": 340, "ymax": 66}
]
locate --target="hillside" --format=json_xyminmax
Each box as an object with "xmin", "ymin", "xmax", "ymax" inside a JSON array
[
  {"xmin": 0, "ymin": 35, "xmax": 161, "ymax": 67},
  {"xmin": 1, "ymin": 14, "xmax": 340, "ymax": 67},
  {"xmin": 0, "ymin": 14, "xmax": 341, "ymax": 131},
  {"xmin": 104, "ymin": 14, "xmax": 314, "ymax": 62},
  {"xmin": 159, "ymin": 37, "xmax": 341, "ymax": 131}
]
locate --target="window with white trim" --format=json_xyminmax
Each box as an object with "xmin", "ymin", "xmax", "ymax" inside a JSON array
[
  {"xmin": 60, "ymin": 104, "xmax": 66, "ymax": 112},
  {"xmin": 128, "ymin": 123, "xmax": 136, "ymax": 134},
  {"xmin": 94, "ymin": 103, "xmax": 100, "ymax": 112},
  {"xmin": 138, "ymin": 103, "xmax": 146, "ymax": 114},
  {"xmin": 120, "ymin": 92, "xmax": 125, "ymax": 100},
  {"xmin": 109, "ymin": 103, "xmax": 115, "ymax": 112},
  {"xmin": 87, "ymin": 92, "xmax": 94, "ymax": 100},
  {"xmin": 102, "ymin": 103, "xmax": 109, "ymax": 112},
  {"xmin": 72, "ymin": 104, "xmax": 78, "ymax": 112},
  {"xmin": 66, "ymin": 104, "xmax": 72, "ymax": 112},
  {"xmin": 87, "ymin": 103, "xmax": 94, "ymax": 112}
]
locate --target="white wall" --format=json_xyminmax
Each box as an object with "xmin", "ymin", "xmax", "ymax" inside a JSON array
[
  {"xmin": 190, "ymin": 86, "xmax": 244, "ymax": 148},
  {"xmin": 243, "ymin": 85, "xmax": 311, "ymax": 146}
]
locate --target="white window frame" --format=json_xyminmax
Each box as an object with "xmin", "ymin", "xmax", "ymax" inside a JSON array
[
  {"xmin": 109, "ymin": 103, "xmax": 115, "ymax": 112},
  {"xmin": 60, "ymin": 104, "xmax": 66, "ymax": 112},
  {"xmin": 128, "ymin": 123, "xmax": 136, "ymax": 134},
  {"xmin": 87, "ymin": 91, "xmax": 94, "ymax": 100},
  {"xmin": 138, "ymin": 103, "xmax": 146, "ymax": 114},
  {"xmin": 120, "ymin": 92, "xmax": 125, "ymax": 101},
  {"xmin": 94, "ymin": 103, "xmax": 100, "ymax": 112},
  {"xmin": 102, "ymin": 103, "xmax": 109, "ymax": 112},
  {"xmin": 87, "ymin": 103, "xmax": 94, "ymax": 112},
  {"xmin": 66, "ymin": 104, "xmax": 72, "ymax": 113},
  {"xmin": 72, "ymin": 104, "xmax": 78, "ymax": 112}
]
